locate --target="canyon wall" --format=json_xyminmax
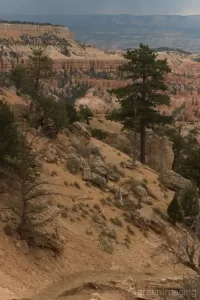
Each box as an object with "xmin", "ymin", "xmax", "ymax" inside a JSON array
[{"xmin": 53, "ymin": 59, "xmax": 125, "ymax": 72}]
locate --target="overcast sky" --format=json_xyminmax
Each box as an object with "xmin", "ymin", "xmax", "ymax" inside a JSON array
[{"xmin": 0, "ymin": 0, "xmax": 199, "ymax": 15}]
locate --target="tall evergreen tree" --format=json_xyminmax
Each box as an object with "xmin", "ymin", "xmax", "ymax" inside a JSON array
[
  {"xmin": 110, "ymin": 44, "xmax": 171, "ymax": 164},
  {"xmin": 27, "ymin": 47, "xmax": 54, "ymax": 100},
  {"xmin": 167, "ymin": 193, "xmax": 184, "ymax": 225}
]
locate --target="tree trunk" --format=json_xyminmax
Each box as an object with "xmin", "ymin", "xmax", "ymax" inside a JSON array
[{"xmin": 140, "ymin": 122, "xmax": 146, "ymax": 164}]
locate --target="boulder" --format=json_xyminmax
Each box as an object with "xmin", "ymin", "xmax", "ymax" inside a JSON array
[
  {"xmin": 90, "ymin": 157, "xmax": 120, "ymax": 182},
  {"xmin": 82, "ymin": 163, "xmax": 93, "ymax": 181},
  {"xmin": 91, "ymin": 173, "xmax": 107, "ymax": 190},
  {"xmin": 67, "ymin": 146, "xmax": 78, "ymax": 154},
  {"xmin": 91, "ymin": 157, "xmax": 108, "ymax": 176},
  {"xmin": 44, "ymin": 147, "xmax": 58, "ymax": 163},
  {"xmin": 67, "ymin": 153, "xmax": 82, "ymax": 174},
  {"xmin": 70, "ymin": 122, "xmax": 91, "ymax": 139},
  {"xmin": 160, "ymin": 170, "xmax": 191, "ymax": 191},
  {"xmin": 108, "ymin": 169, "xmax": 120, "ymax": 182},
  {"xmin": 35, "ymin": 156, "xmax": 44, "ymax": 167}
]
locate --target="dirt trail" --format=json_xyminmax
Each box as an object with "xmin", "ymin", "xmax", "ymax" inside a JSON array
[{"xmin": 32, "ymin": 270, "xmax": 183, "ymax": 300}]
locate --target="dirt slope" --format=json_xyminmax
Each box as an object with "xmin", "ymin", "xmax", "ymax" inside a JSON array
[{"xmin": 0, "ymin": 89, "xmax": 189, "ymax": 300}]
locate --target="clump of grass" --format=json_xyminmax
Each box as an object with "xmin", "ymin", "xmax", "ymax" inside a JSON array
[
  {"xmin": 92, "ymin": 128, "xmax": 108, "ymax": 141},
  {"xmin": 123, "ymin": 212, "xmax": 132, "ymax": 223},
  {"xmin": 60, "ymin": 209, "xmax": 68, "ymax": 218},
  {"xmin": 124, "ymin": 235, "xmax": 131, "ymax": 244},
  {"xmin": 74, "ymin": 181, "xmax": 81, "ymax": 189},
  {"xmin": 127, "ymin": 225, "xmax": 135, "ymax": 235},
  {"xmin": 92, "ymin": 214, "xmax": 103, "ymax": 224},
  {"xmin": 101, "ymin": 214, "xmax": 107, "ymax": 221},
  {"xmin": 113, "ymin": 201, "xmax": 123, "ymax": 209},
  {"xmin": 71, "ymin": 204, "xmax": 78, "ymax": 213},
  {"xmin": 91, "ymin": 146, "xmax": 101, "ymax": 156},
  {"xmin": 99, "ymin": 234, "xmax": 114, "ymax": 254},
  {"xmin": 100, "ymin": 198, "xmax": 107, "ymax": 206},
  {"xmin": 110, "ymin": 217, "xmax": 123, "ymax": 227},
  {"xmin": 81, "ymin": 213, "xmax": 87, "ymax": 219},
  {"xmin": 101, "ymin": 228, "xmax": 117, "ymax": 240},
  {"xmin": 93, "ymin": 203, "xmax": 101, "ymax": 213}
]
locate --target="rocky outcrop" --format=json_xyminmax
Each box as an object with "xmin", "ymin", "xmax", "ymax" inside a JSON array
[
  {"xmin": 70, "ymin": 122, "xmax": 91, "ymax": 140},
  {"xmin": 159, "ymin": 170, "xmax": 191, "ymax": 191},
  {"xmin": 106, "ymin": 131, "xmax": 174, "ymax": 173},
  {"xmin": 90, "ymin": 157, "xmax": 120, "ymax": 182},
  {"xmin": 146, "ymin": 134, "xmax": 174, "ymax": 172},
  {"xmin": 67, "ymin": 153, "xmax": 83, "ymax": 175}
]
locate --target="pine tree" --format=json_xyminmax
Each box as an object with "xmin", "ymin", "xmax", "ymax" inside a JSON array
[
  {"xmin": 110, "ymin": 44, "xmax": 171, "ymax": 164},
  {"xmin": 179, "ymin": 183, "xmax": 200, "ymax": 226},
  {"xmin": 167, "ymin": 193, "xmax": 184, "ymax": 225},
  {"xmin": 27, "ymin": 47, "xmax": 54, "ymax": 100}
]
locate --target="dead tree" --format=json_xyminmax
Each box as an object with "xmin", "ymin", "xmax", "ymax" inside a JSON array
[{"xmin": 0, "ymin": 130, "xmax": 63, "ymax": 253}]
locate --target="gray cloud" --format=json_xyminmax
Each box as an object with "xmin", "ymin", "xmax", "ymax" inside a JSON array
[{"xmin": 0, "ymin": 0, "xmax": 199, "ymax": 15}]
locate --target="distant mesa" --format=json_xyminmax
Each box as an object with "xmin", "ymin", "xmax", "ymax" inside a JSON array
[{"xmin": 0, "ymin": 20, "xmax": 74, "ymax": 40}]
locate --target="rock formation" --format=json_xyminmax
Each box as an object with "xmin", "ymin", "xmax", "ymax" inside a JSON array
[
  {"xmin": 159, "ymin": 170, "xmax": 191, "ymax": 191},
  {"xmin": 0, "ymin": 23, "xmax": 74, "ymax": 39},
  {"xmin": 146, "ymin": 134, "xmax": 174, "ymax": 172}
]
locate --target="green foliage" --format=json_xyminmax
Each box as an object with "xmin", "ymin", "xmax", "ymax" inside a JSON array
[
  {"xmin": 59, "ymin": 81, "xmax": 90, "ymax": 103},
  {"xmin": 27, "ymin": 48, "xmax": 54, "ymax": 99},
  {"xmin": 78, "ymin": 105, "xmax": 93, "ymax": 124},
  {"xmin": 65, "ymin": 103, "xmax": 79, "ymax": 124},
  {"xmin": 10, "ymin": 65, "xmax": 27, "ymax": 90},
  {"xmin": 92, "ymin": 128, "xmax": 108, "ymax": 140},
  {"xmin": 179, "ymin": 183, "xmax": 200, "ymax": 225},
  {"xmin": 30, "ymin": 95, "xmax": 68, "ymax": 138},
  {"xmin": 0, "ymin": 19, "xmax": 64, "ymax": 26},
  {"xmin": 110, "ymin": 44, "xmax": 171, "ymax": 163},
  {"xmin": 167, "ymin": 184, "xmax": 200, "ymax": 226},
  {"xmin": 179, "ymin": 148, "xmax": 200, "ymax": 189},
  {"xmin": 11, "ymin": 48, "xmax": 54, "ymax": 101},
  {"xmin": 167, "ymin": 193, "xmax": 184, "ymax": 224},
  {"xmin": 0, "ymin": 100, "xmax": 20, "ymax": 165}
]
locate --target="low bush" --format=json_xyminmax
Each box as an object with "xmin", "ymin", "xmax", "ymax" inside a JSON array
[{"xmin": 92, "ymin": 128, "xmax": 108, "ymax": 140}]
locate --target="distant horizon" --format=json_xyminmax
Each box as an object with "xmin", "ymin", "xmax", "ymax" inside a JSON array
[{"xmin": 2, "ymin": 13, "xmax": 200, "ymax": 17}]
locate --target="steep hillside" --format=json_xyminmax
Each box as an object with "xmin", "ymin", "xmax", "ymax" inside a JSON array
[{"xmin": 0, "ymin": 89, "xmax": 190, "ymax": 300}]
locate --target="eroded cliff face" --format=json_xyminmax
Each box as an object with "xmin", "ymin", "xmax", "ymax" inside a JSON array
[
  {"xmin": 0, "ymin": 23, "xmax": 74, "ymax": 39},
  {"xmin": 146, "ymin": 134, "xmax": 174, "ymax": 172},
  {"xmin": 0, "ymin": 22, "xmax": 125, "ymax": 75}
]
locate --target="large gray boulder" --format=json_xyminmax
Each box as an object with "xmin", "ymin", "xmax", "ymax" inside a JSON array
[
  {"xmin": 160, "ymin": 170, "xmax": 191, "ymax": 191},
  {"xmin": 90, "ymin": 157, "xmax": 120, "ymax": 182},
  {"xmin": 82, "ymin": 164, "xmax": 107, "ymax": 190},
  {"xmin": 67, "ymin": 153, "xmax": 83, "ymax": 174}
]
